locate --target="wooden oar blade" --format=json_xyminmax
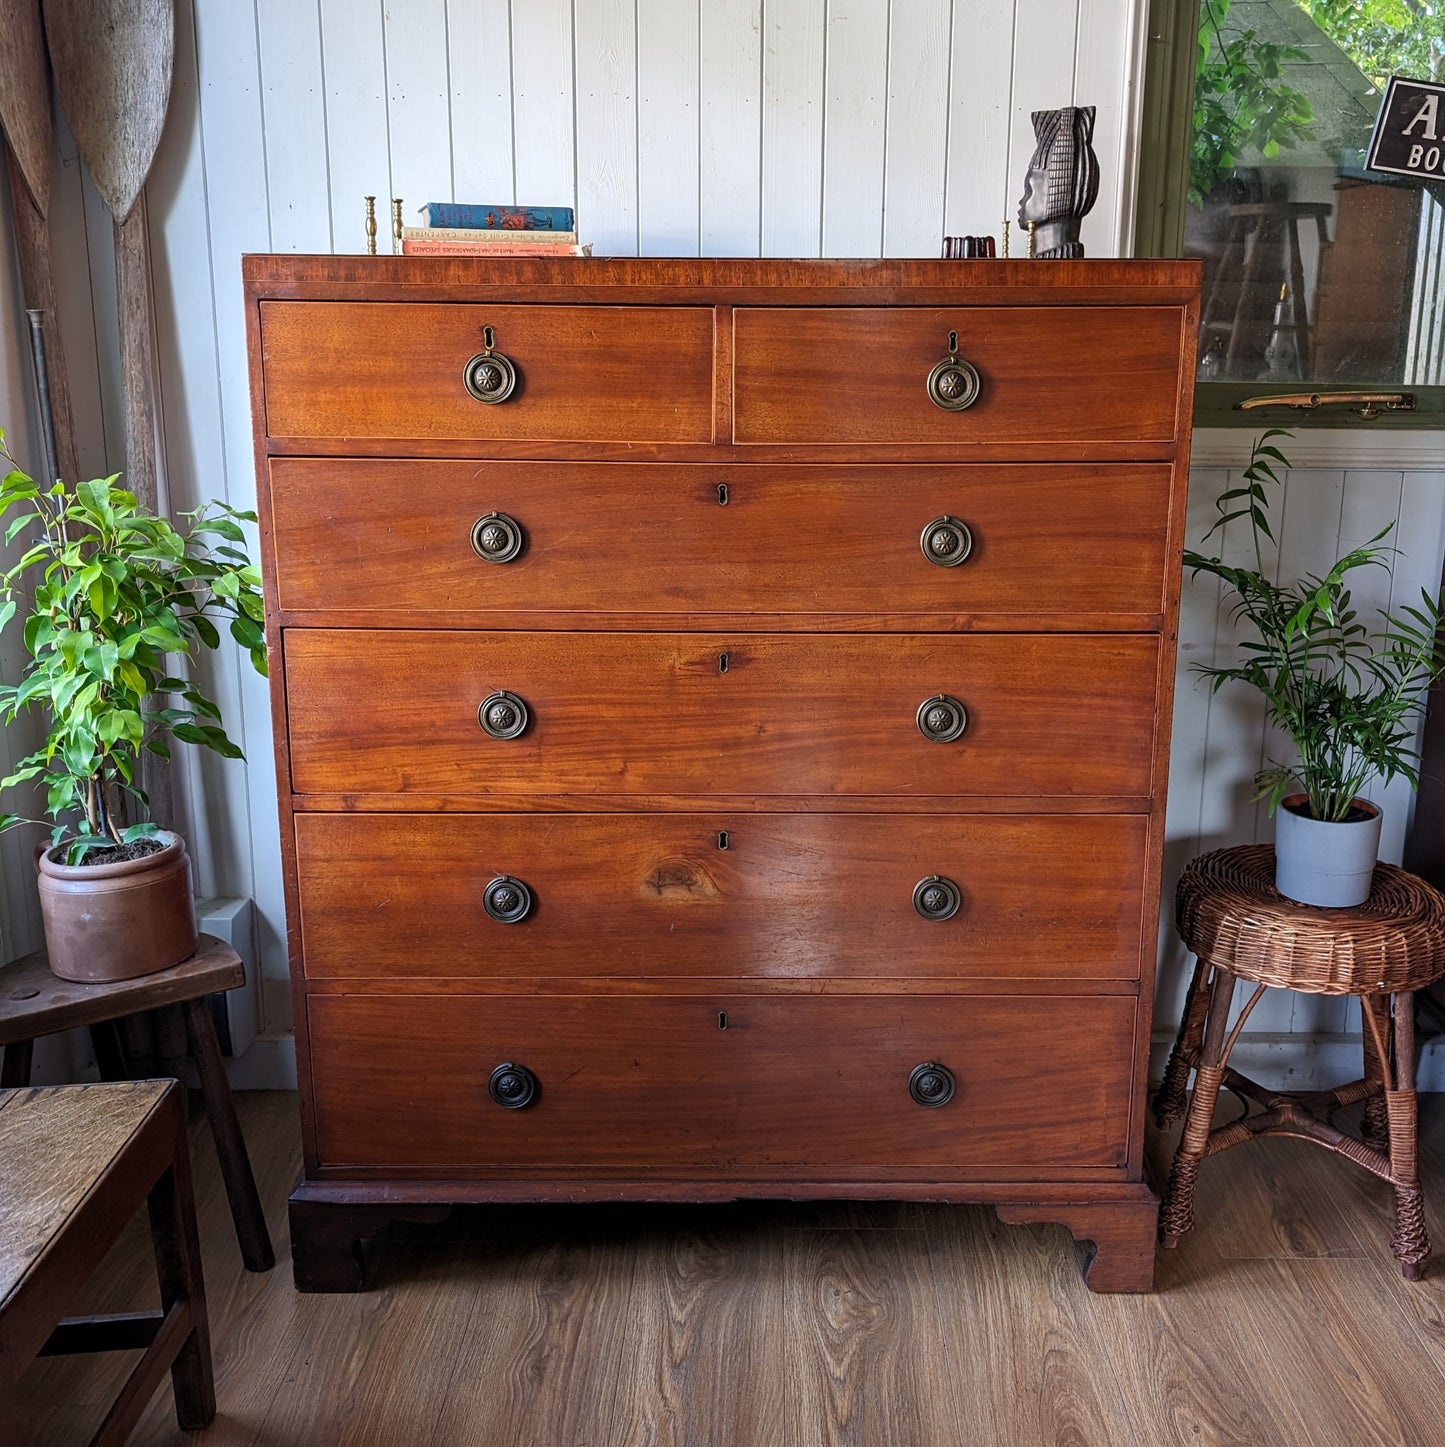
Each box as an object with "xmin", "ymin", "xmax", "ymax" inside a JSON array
[
  {"xmin": 42, "ymin": 0, "xmax": 174, "ymax": 222},
  {"xmin": 0, "ymin": 0, "xmax": 54, "ymax": 216}
]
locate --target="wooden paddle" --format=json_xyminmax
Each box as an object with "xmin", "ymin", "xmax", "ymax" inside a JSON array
[
  {"xmin": 42, "ymin": 0, "xmax": 174, "ymax": 513},
  {"xmin": 43, "ymin": 0, "xmax": 175, "ymax": 826},
  {"xmin": 0, "ymin": 0, "xmax": 78, "ymax": 483}
]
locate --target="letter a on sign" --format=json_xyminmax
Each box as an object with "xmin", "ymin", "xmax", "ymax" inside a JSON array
[{"xmin": 1368, "ymin": 76, "xmax": 1445, "ymax": 180}]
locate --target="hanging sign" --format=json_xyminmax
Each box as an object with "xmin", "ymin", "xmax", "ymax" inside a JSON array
[{"xmin": 1367, "ymin": 76, "xmax": 1445, "ymax": 181}]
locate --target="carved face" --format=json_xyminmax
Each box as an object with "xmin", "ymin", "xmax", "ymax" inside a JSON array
[{"xmin": 1017, "ymin": 163, "xmax": 1050, "ymax": 226}]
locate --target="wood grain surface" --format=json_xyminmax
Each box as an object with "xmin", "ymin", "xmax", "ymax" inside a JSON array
[
  {"xmin": 0, "ymin": 0, "xmax": 51, "ymax": 215},
  {"xmin": 0, "ymin": 1081, "xmax": 170, "ymax": 1304},
  {"xmin": 732, "ymin": 305, "xmax": 1182, "ymax": 445},
  {"xmin": 259, "ymin": 302, "xmax": 716, "ymax": 442},
  {"xmin": 267, "ymin": 458, "xmax": 1173, "ymax": 623},
  {"xmin": 305, "ymin": 993, "xmax": 1135, "ymax": 1172},
  {"xmin": 292, "ymin": 811, "xmax": 1149, "ymax": 981},
  {"xmin": 282, "ymin": 629, "xmax": 1160, "ymax": 799}
]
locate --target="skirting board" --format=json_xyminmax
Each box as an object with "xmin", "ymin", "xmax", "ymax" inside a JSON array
[{"xmin": 224, "ymin": 1031, "xmax": 1444, "ymax": 1095}]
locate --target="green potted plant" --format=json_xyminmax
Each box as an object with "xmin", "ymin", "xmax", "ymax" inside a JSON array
[
  {"xmin": 1185, "ymin": 430, "xmax": 1445, "ymax": 907},
  {"xmin": 0, "ymin": 429, "xmax": 266, "ymax": 980}
]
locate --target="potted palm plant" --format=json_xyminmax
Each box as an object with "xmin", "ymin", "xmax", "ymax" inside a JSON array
[
  {"xmin": 1185, "ymin": 430, "xmax": 1445, "ymax": 907},
  {"xmin": 0, "ymin": 429, "xmax": 266, "ymax": 980}
]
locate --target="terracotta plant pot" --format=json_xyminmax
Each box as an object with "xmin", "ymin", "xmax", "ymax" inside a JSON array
[
  {"xmin": 36, "ymin": 830, "xmax": 198, "ymax": 982},
  {"xmin": 1273, "ymin": 794, "xmax": 1383, "ymax": 908}
]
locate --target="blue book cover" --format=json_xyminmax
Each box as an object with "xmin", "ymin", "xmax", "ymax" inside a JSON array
[{"xmin": 418, "ymin": 202, "xmax": 575, "ymax": 231}]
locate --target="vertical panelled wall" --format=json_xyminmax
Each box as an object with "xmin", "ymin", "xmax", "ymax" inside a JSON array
[{"xmin": 12, "ymin": 0, "xmax": 1439, "ymax": 1083}]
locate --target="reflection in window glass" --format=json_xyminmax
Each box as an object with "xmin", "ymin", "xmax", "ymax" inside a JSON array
[{"xmin": 1187, "ymin": 0, "xmax": 1444, "ymax": 386}]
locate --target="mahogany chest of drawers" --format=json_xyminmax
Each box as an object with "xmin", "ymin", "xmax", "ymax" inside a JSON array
[{"xmin": 244, "ymin": 257, "xmax": 1199, "ymax": 1293}]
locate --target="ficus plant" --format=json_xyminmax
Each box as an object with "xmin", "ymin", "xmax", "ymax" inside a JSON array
[
  {"xmin": 0, "ymin": 430, "xmax": 267, "ymax": 863},
  {"xmin": 1184, "ymin": 430, "xmax": 1445, "ymax": 822}
]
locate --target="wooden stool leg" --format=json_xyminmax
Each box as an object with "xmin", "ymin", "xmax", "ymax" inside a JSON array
[
  {"xmin": 1, "ymin": 1039, "xmax": 33, "ymax": 1087},
  {"xmin": 1160, "ymin": 964, "xmax": 1237, "ymax": 1248},
  {"xmin": 1361, "ymin": 994, "xmax": 1391, "ymax": 1153},
  {"xmin": 145, "ymin": 1139, "xmax": 216, "ymax": 1430},
  {"xmin": 1154, "ymin": 957, "xmax": 1211, "ymax": 1127},
  {"xmin": 183, "ymin": 996, "xmax": 275, "ymax": 1272},
  {"xmin": 1386, "ymin": 993, "xmax": 1430, "ymax": 1279}
]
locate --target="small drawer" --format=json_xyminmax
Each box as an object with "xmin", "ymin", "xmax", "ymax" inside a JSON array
[
  {"xmin": 283, "ymin": 629, "xmax": 1160, "ymax": 799},
  {"xmin": 293, "ymin": 811, "xmax": 1150, "ymax": 981},
  {"xmin": 267, "ymin": 458, "xmax": 1173, "ymax": 624},
  {"xmin": 307, "ymin": 993, "xmax": 1135, "ymax": 1172},
  {"xmin": 732, "ymin": 306, "xmax": 1183, "ymax": 446},
  {"xmin": 259, "ymin": 302, "xmax": 714, "ymax": 443}
]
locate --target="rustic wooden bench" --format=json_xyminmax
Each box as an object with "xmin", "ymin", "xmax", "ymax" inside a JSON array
[{"xmin": 0, "ymin": 1081, "xmax": 215, "ymax": 1444}]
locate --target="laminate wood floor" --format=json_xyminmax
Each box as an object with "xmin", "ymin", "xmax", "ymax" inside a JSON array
[{"xmin": 12, "ymin": 1091, "xmax": 1445, "ymax": 1446}]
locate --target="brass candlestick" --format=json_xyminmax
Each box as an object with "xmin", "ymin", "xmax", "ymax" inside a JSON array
[
  {"xmin": 1001, "ymin": 219, "xmax": 1010, "ymax": 260},
  {"xmin": 1027, "ymin": 220, "xmax": 1036, "ymax": 260},
  {"xmin": 391, "ymin": 199, "xmax": 404, "ymax": 254},
  {"xmin": 364, "ymin": 196, "xmax": 377, "ymax": 255}
]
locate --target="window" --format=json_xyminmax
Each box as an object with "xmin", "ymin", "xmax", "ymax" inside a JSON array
[{"xmin": 1137, "ymin": 0, "xmax": 1445, "ymax": 426}]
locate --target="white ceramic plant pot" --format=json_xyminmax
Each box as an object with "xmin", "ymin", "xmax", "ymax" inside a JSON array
[{"xmin": 1273, "ymin": 794, "xmax": 1383, "ymax": 908}]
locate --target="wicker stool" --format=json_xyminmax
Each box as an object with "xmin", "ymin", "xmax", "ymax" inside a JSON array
[{"xmin": 1156, "ymin": 845, "xmax": 1445, "ymax": 1279}]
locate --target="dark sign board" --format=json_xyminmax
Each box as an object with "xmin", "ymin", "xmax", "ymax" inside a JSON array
[{"xmin": 1367, "ymin": 75, "xmax": 1445, "ymax": 182}]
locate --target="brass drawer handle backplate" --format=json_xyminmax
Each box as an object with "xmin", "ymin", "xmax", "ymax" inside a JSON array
[
  {"xmin": 483, "ymin": 875, "xmax": 533, "ymax": 924},
  {"xmin": 471, "ymin": 511, "xmax": 525, "ymax": 563},
  {"xmin": 909, "ymin": 1061, "xmax": 956, "ymax": 1107},
  {"xmin": 463, "ymin": 325, "xmax": 519, "ymax": 404},
  {"xmin": 478, "ymin": 690, "xmax": 530, "ymax": 739},
  {"xmin": 488, "ymin": 1061, "xmax": 538, "ymax": 1108},
  {"xmin": 921, "ymin": 515, "xmax": 973, "ymax": 567},
  {"xmin": 916, "ymin": 694, "xmax": 967, "ymax": 743},
  {"xmin": 926, "ymin": 331, "xmax": 982, "ymax": 412},
  {"xmin": 913, "ymin": 875, "xmax": 962, "ymax": 921}
]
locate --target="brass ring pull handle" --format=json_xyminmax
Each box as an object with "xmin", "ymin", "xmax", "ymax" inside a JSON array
[
  {"xmin": 916, "ymin": 694, "xmax": 967, "ymax": 743},
  {"xmin": 488, "ymin": 1061, "xmax": 538, "ymax": 1108},
  {"xmin": 925, "ymin": 331, "xmax": 981, "ymax": 412},
  {"xmin": 478, "ymin": 690, "xmax": 530, "ymax": 739},
  {"xmin": 463, "ymin": 326, "xmax": 518, "ymax": 404},
  {"xmin": 913, "ymin": 875, "xmax": 962, "ymax": 922},
  {"xmin": 920, "ymin": 516, "xmax": 973, "ymax": 567},
  {"xmin": 471, "ymin": 512, "xmax": 525, "ymax": 563},
  {"xmin": 908, "ymin": 1061, "xmax": 956, "ymax": 1107},
  {"xmin": 483, "ymin": 875, "xmax": 533, "ymax": 924}
]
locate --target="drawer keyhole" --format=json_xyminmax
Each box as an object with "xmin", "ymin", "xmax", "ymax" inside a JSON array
[
  {"xmin": 718, "ymin": 653, "xmax": 729, "ymax": 673},
  {"xmin": 717, "ymin": 482, "xmax": 729, "ymax": 506},
  {"xmin": 718, "ymin": 1011, "xmax": 728, "ymax": 1030},
  {"xmin": 717, "ymin": 830, "xmax": 729, "ymax": 850}
]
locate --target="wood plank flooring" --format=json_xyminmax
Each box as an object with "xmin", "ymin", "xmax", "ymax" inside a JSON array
[{"xmin": 12, "ymin": 1091, "xmax": 1445, "ymax": 1446}]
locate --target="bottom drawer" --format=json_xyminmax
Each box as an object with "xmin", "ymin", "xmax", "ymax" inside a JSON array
[{"xmin": 307, "ymin": 994, "xmax": 1136, "ymax": 1173}]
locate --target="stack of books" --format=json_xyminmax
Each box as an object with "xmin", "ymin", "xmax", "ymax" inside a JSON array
[{"xmin": 401, "ymin": 203, "xmax": 591, "ymax": 256}]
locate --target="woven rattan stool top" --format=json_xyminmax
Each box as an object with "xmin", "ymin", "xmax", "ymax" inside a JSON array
[{"xmin": 1176, "ymin": 845, "xmax": 1445, "ymax": 996}]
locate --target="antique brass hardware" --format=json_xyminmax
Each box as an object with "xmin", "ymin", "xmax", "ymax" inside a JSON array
[
  {"xmin": 717, "ymin": 1011, "xmax": 728, "ymax": 1030},
  {"xmin": 482, "ymin": 875, "xmax": 533, "ymax": 924},
  {"xmin": 921, "ymin": 516, "xmax": 974, "ymax": 567},
  {"xmin": 718, "ymin": 653, "xmax": 730, "ymax": 673},
  {"xmin": 913, "ymin": 875, "xmax": 962, "ymax": 921},
  {"xmin": 1237, "ymin": 391, "xmax": 1415, "ymax": 421},
  {"xmin": 908, "ymin": 1061, "xmax": 956, "ymax": 1107},
  {"xmin": 926, "ymin": 330, "xmax": 982, "ymax": 412},
  {"xmin": 463, "ymin": 325, "xmax": 519, "ymax": 404},
  {"xmin": 717, "ymin": 482, "xmax": 729, "ymax": 505},
  {"xmin": 717, "ymin": 831, "xmax": 730, "ymax": 850},
  {"xmin": 470, "ymin": 511, "xmax": 525, "ymax": 563},
  {"xmin": 478, "ymin": 690, "xmax": 529, "ymax": 739},
  {"xmin": 488, "ymin": 1061, "xmax": 538, "ymax": 1108},
  {"xmin": 916, "ymin": 694, "xmax": 967, "ymax": 743}
]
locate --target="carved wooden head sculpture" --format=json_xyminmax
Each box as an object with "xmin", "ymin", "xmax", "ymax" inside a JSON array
[{"xmin": 1018, "ymin": 105, "xmax": 1100, "ymax": 259}]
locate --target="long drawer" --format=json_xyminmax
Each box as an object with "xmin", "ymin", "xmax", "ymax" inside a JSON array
[
  {"xmin": 307, "ymin": 993, "xmax": 1135, "ymax": 1172},
  {"xmin": 283, "ymin": 630, "xmax": 1159, "ymax": 798},
  {"xmin": 268, "ymin": 459, "xmax": 1173, "ymax": 622},
  {"xmin": 732, "ymin": 306, "xmax": 1183, "ymax": 445},
  {"xmin": 294, "ymin": 812, "xmax": 1149, "ymax": 980},
  {"xmin": 259, "ymin": 302, "xmax": 715, "ymax": 443}
]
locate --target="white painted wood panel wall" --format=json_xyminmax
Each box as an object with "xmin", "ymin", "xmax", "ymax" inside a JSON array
[{"xmin": 1, "ymin": 0, "xmax": 1440, "ymax": 1087}]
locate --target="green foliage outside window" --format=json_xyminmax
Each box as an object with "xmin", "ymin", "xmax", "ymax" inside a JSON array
[{"xmin": 1298, "ymin": 0, "xmax": 1444, "ymax": 87}]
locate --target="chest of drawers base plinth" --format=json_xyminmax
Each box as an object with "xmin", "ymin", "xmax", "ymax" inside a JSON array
[{"xmin": 245, "ymin": 256, "xmax": 1200, "ymax": 1294}]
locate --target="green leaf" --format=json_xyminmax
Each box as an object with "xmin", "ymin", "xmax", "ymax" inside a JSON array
[{"xmin": 229, "ymin": 615, "xmax": 264, "ymax": 650}]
